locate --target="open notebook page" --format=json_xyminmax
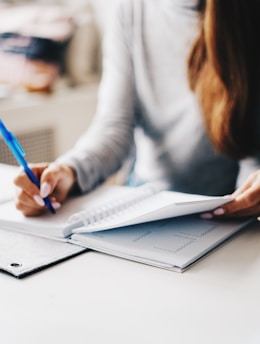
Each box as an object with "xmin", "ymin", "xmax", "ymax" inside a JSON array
[
  {"xmin": 0, "ymin": 164, "xmax": 18, "ymax": 203},
  {"xmin": 0, "ymin": 185, "xmax": 137, "ymax": 239},
  {"xmin": 69, "ymin": 190, "xmax": 232, "ymax": 233},
  {"xmin": 0, "ymin": 182, "xmax": 232, "ymax": 239}
]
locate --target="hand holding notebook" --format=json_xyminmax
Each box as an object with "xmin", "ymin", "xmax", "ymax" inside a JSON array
[
  {"xmin": 0, "ymin": 178, "xmax": 253, "ymax": 274},
  {"xmin": 64, "ymin": 182, "xmax": 233, "ymax": 235},
  {"xmin": 0, "ymin": 182, "xmax": 232, "ymax": 238}
]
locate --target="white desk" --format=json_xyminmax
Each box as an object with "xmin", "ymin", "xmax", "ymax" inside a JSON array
[{"xmin": 0, "ymin": 165, "xmax": 260, "ymax": 344}]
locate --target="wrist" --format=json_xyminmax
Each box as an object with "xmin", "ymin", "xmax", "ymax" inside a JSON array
[{"xmin": 66, "ymin": 165, "xmax": 80, "ymax": 195}]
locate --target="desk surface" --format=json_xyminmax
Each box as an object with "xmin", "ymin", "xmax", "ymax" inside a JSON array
[{"xmin": 1, "ymin": 164, "xmax": 260, "ymax": 344}]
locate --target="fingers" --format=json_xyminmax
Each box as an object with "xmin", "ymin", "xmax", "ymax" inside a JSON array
[
  {"xmin": 201, "ymin": 170, "xmax": 260, "ymax": 220},
  {"xmin": 14, "ymin": 163, "xmax": 76, "ymax": 217},
  {"xmin": 13, "ymin": 165, "xmax": 46, "ymax": 197},
  {"xmin": 15, "ymin": 185, "xmax": 47, "ymax": 217},
  {"xmin": 223, "ymin": 173, "xmax": 260, "ymax": 216},
  {"xmin": 13, "ymin": 164, "xmax": 56, "ymax": 216},
  {"xmin": 200, "ymin": 203, "xmax": 256, "ymax": 220},
  {"xmin": 232, "ymin": 170, "xmax": 260, "ymax": 198},
  {"xmin": 40, "ymin": 163, "xmax": 76, "ymax": 202},
  {"xmin": 14, "ymin": 165, "xmax": 47, "ymax": 216}
]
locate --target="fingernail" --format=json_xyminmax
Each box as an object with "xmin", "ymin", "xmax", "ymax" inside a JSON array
[
  {"xmin": 213, "ymin": 208, "xmax": 225, "ymax": 216},
  {"xmin": 33, "ymin": 194, "xmax": 45, "ymax": 207},
  {"xmin": 200, "ymin": 213, "xmax": 213, "ymax": 219},
  {"xmin": 52, "ymin": 202, "xmax": 61, "ymax": 210},
  {"xmin": 40, "ymin": 182, "xmax": 51, "ymax": 198}
]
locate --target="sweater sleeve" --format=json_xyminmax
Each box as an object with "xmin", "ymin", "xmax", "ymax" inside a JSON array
[
  {"xmin": 236, "ymin": 154, "xmax": 260, "ymax": 188},
  {"xmin": 56, "ymin": 0, "xmax": 136, "ymax": 193}
]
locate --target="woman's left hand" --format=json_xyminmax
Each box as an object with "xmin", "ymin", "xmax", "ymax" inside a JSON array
[{"xmin": 201, "ymin": 170, "xmax": 260, "ymax": 219}]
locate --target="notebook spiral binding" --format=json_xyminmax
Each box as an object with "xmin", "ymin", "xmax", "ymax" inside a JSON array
[{"xmin": 68, "ymin": 181, "xmax": 168, "ymax": 228}]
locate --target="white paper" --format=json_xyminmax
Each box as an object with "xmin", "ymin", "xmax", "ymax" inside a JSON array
[
  {"xmin": 71, "ymin": 190, "xmax": 232, "ymax": 233},
  {"xmin": 71, "ymin": 216, "xmax": 252, "ymax": 272}
]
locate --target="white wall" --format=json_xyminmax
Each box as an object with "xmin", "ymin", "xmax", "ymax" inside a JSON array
[
  {"xmin": 88, "ymin": 0, "xmax": 119, "ymax": 32},
  {"xmin": 36, "ymin": 0, "xmax": 119, "ymax": 33},
  {"xmin": 10, "ymin": 0, "xmax": 119, "ymax": 32}
]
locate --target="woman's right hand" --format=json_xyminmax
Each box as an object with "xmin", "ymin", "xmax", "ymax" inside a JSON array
[{"xmin": 14, "ymin": 163, "xmax": 77, "ymax": 217}]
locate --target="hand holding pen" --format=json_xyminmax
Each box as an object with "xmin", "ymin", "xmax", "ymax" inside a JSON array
[
  {"xmin": 13, "ymin": 161, "xmax": 77, "ymax": 217},
  {"xmin": 0, "ymin": 119, "xmax": 57, "ymax": 214}
]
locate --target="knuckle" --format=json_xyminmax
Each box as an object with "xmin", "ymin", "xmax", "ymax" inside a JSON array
[{"xmin": 13, "ymin": 174, "xmax": 24, "ymax": 187}]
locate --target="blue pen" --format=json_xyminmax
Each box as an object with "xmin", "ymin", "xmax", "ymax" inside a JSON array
[{"xmin": 0, "ymin": 119, "xmax": 55, "ymax": 214}]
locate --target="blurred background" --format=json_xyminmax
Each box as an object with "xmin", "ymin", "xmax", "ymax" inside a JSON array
[{"xmin": 0, "ymin": 0, "xmax": 118, "ymax": 166}]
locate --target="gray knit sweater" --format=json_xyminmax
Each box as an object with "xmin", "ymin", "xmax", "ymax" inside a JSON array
[{"xmin": 57, "ymin": 0, "xmax": 260, "ymax": 196}]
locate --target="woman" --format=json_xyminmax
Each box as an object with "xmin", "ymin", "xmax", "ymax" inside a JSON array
[{"xmin": 14, "ymin": 0, "xmax": 260, "ymax": 219}]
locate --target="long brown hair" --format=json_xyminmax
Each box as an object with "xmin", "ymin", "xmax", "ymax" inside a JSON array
[{"xmin": 188, "ymin": 0, "xmax": 260, "ymax": 158}]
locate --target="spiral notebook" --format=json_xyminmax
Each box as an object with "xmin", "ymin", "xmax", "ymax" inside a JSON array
[
  {"xmin": 0, "ymin": 182, "xmax": 233, "ymax": 239},
  {"xmin": 0, "ymin": 177, "xmax": 252, "ymax": 274}
]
